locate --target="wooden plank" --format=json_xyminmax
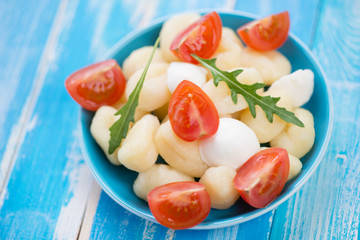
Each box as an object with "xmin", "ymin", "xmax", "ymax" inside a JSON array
[
  {"xmin": 270, "ymin": 0, "xmax": 360, "ymax": 239},
  {"xmin": 0, "ymin": 0, "xmax": 136, "ymax": 238},
  {"xmin": 0, "ymin": 0, "xmax": 61, "ymax": 195}
]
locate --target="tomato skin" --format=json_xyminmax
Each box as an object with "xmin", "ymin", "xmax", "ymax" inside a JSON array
[
  {"xmin": 237, "ymin": 11, "xmax": 290, "ymax": 51},
  {"xmin": 170, "ymin": 11, "xmax": 222, "ymax": 63},
  {"xmin": 148, "ymin": 181, "xmax": 211, "ymax": 230},
  {"xmin": 65, "ymin": 59, "xmax": 126, "ymax": 111},
  {"xmin": 234, "ymin": 148, "xmax": 290, "ymax": 208},
  {"xmin": 168, "ymin": 80, "xmax": 219, "ymax": 142}
]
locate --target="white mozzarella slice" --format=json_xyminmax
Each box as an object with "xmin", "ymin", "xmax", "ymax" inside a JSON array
[
  {"xmin": 166, "ymin": 62, "xmax": 207, "ymax": 93},
  {"xmin": 199, "ymin": 118, "xmax": 260, "ymax": 169},
  {"xmin": 268, "ymin": 69, "xmax": 314, "ymax": 107}
]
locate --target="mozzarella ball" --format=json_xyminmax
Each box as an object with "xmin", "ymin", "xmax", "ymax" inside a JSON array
[
  {"xmin": 159, "ymin": 13, "xmax": 201, "ymax": 62},
  {"xmin": 199, "ymin": 118, "xmax": 260, "ymax": 169},
  {"xmin": 122, "ymin": 46, "xmax": 166, "ymax": 80},
  {"xmin": 90, "ymin": 106, "xmax": 121, "ymax": 165},
  {"xmin": 155, "ymin": 121, "xmax": 208, "ymax": 177},
  {"xmin": 268, "ymin": 69, "xmax": 314, "ymax": 107},
  {"xmin": 133, "ymin": 164, "xmax": 194, "ymax": 201},
  {"xmin": 166, "ymin": 62, "xmax": 207, "ymax": 93},
  {"xmin": 288, "ymin": 153, "xmax": 302, "ymax": 181},
  {"xmin": 239, "ymin": 47, "xmax": 291, "ymax": 85},
  {"xmin": 199, "ymin": 166, "xmax": 239, "ymax": 209},
  {"xmin": 117, "ymin": 114, "xmax": 160, "ymax": 172},
  {"xmin": 126, "ymin": 63, "xmax": 171, "ymax": 112},
  {"xmin": 202, "ymin": 68, "xmax": 264, "ymax": 115},
  {"xmin": 270, "ymin": 108, "xmax": 315, "ymax": 158}
]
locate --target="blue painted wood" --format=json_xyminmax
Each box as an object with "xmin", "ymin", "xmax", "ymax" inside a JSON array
[
  {"xmin": 1, "ymin": 0, "xmax": 359, "ymax": 239},
  {"xmin": 0, "ymin": 0, "xmax": 142, "ymax": 238},
  {"xmin": 270, "ymin": 0, "xmax": 360, "ymax": 239},
  {"xmin": 0, "ymin": 0, "xmax": 61, "ymax": 187},
  {"xmin": 233, "ymin": 0, "xmax": 321, "ymax": 46}
]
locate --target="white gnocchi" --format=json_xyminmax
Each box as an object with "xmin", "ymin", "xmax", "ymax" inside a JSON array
[
  {"xmin": 199, "ymin": 166, "xmax": 239, "ymax": 209},
  {"xmin": 122, "ymin": 46, "xmax": 166, "ymax": 80},
  {"xmin": 288, "ymin": 153, "xmax": 303, "ymax": 181},
  {"xmin": 117, "ymin": 114, "xmax": 160, "ymax": 172},
  {"xmin": 133, "ymin": 164, "xmax": 194, "ymax": 201},
  {"xmin": 125, "ymin": 62, "xmax": 171, "ymax": 112},
  {"xmin": 202, "ymin": 67, "xmax": 264, "ymax": 115},
  {"xmin": 90, "ymin": 106, "xmax": 121, "ymax": 165},
  {"xmin": 238, "ymin": 47, "xmax": 291, "ymax": 85},
  {"xmin": 270, "ymin": 108, "xmax": 315, "ymax": 158},
  {"xmin": 155, "ymin": 121, "xmax": 209, "ymax": 177}
]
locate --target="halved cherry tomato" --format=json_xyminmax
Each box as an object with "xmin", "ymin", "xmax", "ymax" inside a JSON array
[
  {"xmin": 147, "ymin": 181, "xmax": 211, "ymax": 230},
  {"xmin": 168, "ymin": 80, "xmax": 219, "ymax": 142},
  {"xmin": 170, "ymin": 11, "xmax": 222, "ymax": 64},
  {"xmin": 237, "ymin": 11, "xmax": 290, "ymax": 51},
  {"xmin": 234, "ymin": 148, "xmax": 290, "ymax": 208},
  {"xmin": 65, "ymin": 59, "xmax": 126, "ymax": 111}
]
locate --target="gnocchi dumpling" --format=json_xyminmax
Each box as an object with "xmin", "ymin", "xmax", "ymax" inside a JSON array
[
  {"xmin": 288, "ymin": 153, "xmax": 302, "ymax": 181},
  {"xmin": 90, "ymin": 106, "xmax": 121, "ymax": 165},
  {"xmin": 211, "ymin": 27, "xmax": 243, "ymax": 71},
  {"xmin": 133, "ymin": 164, "xmax": 194, "ymax": 201},
  {"xmin": 238, "ymin": 47, "xmax": 291, "ymax": 85},
  {"xmin": 270, "ymin": 108, "xmax": 315, "ymax": 158},
  {"xmin": 214, "ymin": 27, "xmax": 243, "ymax": 54},
  {"xmin": 202, "ymin": 67, "xmax": 264, "ymax": 115},
  {"xmin": 125, "ymin": 63, "xmax": 171, "ymax": 112},
  {"xmin": 159, "ymin": 13, "xmax": 201, "ymax": 62},
  {"xmin": 117, "ymin": 114, "xmax": 160, "ymax": 172},
  {"xmin": 239, "ymin": 91, "xmax": 294, "ymax": 143},
  {"xmin": 122, "ymin": 46, "xmax": 166, "ymax": 80},
  {"xmin": 199, "ymin": 166, "xmax": 239, "ymax": 209},
  {"xmin": 155, "ymin": 121, "xmax": 209, "ymax": 177},
  {"xmin": 152, "ymin": 102, "xmax": 169, "ymax": 122},
  {"xmin": 112, "ymin": 99, "xmax": 149, "ymax": 122},
  {"xmin": 260, "ymin": 147, "xmax": 303, "ymax": 181}
]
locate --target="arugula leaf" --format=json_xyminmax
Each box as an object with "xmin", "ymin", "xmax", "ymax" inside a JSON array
[
  {"xmin": 108, "ymin": 37, "xmax": 160, "ymax": 154},
  {"xmin": 191, "ymin": 54, "xmax": 304, "ymax": 127}
]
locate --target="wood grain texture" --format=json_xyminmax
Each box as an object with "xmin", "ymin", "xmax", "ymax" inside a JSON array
[
  {"xmin": 1, "ymin": 0, "xmax": 359, "ymax": 239},
  {"xmin": 270, "ymin": 0, "xmax": 360, "ymax": 239},
  {"xmin": 0, "ymin": 0, "xmax": 61, "ymax": 198}
]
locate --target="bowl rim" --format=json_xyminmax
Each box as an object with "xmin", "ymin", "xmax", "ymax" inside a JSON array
[{"xmin": 79, "ymin": 9, "xmax": 334, "ymax": 229}]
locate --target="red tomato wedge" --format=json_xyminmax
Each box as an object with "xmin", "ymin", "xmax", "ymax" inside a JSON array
[
  {"xmin": 170, "ymin": 11, "xmax": 222, "ymax": 63},
  {"xmin": 65, "ymin": 59, "xmax": 126, "ymax": 111},
  {"xmin": 237, "ymin": 11, "xmax": 290, "ymax": 51},
  {"xmin": 168, "ymin": 80, "xmax": 219, "ymax": 142},
  {"xmin": 234, "ymin": 148, "xmax": 290, "ymax": 208},
  {"xmin": 148, "ymin": 181, "xmax": 211, "ymax": 230}
]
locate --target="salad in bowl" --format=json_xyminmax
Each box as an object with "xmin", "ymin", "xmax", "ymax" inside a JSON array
[{"xmin": 65, "ymin": 10, "xmax": 332, "ymax": 230}]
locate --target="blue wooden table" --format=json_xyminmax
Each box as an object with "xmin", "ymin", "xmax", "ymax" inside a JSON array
[{"xmin": 0, "ymin": 0, "xmax": 359, "ymax": 239}]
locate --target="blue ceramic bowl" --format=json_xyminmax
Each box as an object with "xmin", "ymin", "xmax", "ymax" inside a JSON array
[{"xmin": 79, "ymin": 10, "xmax": 333, "ymax": 229}]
